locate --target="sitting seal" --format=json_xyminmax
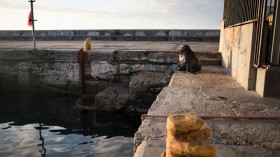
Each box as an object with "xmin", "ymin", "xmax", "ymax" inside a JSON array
[{"xmin": 177, "ymin": 44, "xmax": 202, "ymax": 73}]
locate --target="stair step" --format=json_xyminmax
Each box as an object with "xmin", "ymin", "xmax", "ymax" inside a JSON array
[
  {"xmin": 195, "ymin": 51, "xmax": 221, "ymax": 59},
  {"xmin": 200, "ymin": 58, "xmax": 222, "ymax": 66}
]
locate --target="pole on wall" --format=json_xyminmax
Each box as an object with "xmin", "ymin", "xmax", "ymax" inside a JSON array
[{"xmin": 28, "ymin": 0, "xmax": 36, "ymax": 50}]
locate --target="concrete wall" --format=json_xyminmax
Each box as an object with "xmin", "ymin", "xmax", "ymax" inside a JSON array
[
  {"xmin": 0, "ymin": 30, "xmax": 219, "ymax": 42},
  {"xmin": 0, "ymin": 49, "xmax": 178, "ymax": 95},
  {"xmin": 256, "ymin": 66, "xmax": 280, "ymax": 98},
  {"xmin": 219, "ymin": 21, "xmax": 257, "ymax": 90}
]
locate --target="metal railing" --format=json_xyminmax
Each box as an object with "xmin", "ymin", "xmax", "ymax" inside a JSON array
[
  {"xmin": 254, "ymin": 0, "xmax": 278, "ymax": 67},
  {"xmin": 223, "ymin": 0, "xmax": 259, "ymax": 27}
]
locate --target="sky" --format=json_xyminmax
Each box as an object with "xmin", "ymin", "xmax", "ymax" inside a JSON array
[{"xmin": 0, "ymin": 0, "xmax": 224, "ymax": 30}]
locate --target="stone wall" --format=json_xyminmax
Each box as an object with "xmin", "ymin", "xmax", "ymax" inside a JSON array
[
  {"xmin": 0, "ymin": 30, "xmax": 219, "ymax": 42},
  {"xmin": 0, "ymin": 49, "xmax": 178, "ymax": 96},
  {"xmin": 219, "ymin": 21, "xmax": 257, "ymax": 90}
]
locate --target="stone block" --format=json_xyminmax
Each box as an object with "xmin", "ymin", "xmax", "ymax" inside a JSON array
[
  {"xmin": 129, "ymin": 71, "xmax": 169, "ymax": 99},
  {"xmin": 169, "ymin": 31, "xmax": 182, "ymax": 37},
  {"xmin": 119, "ymin": 30, "xmax": 135, "ymax": 36},
  {"xmin": 131, "ymin": 64, "xmax": 172, "ymax": 73},
  {"xmin": 124, "ymin": 33, "xmax": 133, "ymax": 36},
  {"xmin": 67, "ymin": 63, "xmax": 80, "ymax": 81},
  {"xmin": 52, "ymin": 50, "xmax": 78, "ymax": 63},
  {"xmin": 85, "ymin": 80, "xmax": 111, "ymax": 95},
  {"xmin": 95, "ymin": 85, "xmax": 129, "ymax": 111},
  {"xmin": 116, "ymin": 50, "xmax": 147, "ymax": 62},
  {"xmin": 0, "ymin": 60, "xmax": 18, "ymax": 74},
  {"xmin": 2, "ymin": 50, "xmax": 28, "ymax": 60},
  {"xmin": 155, "ymin": 31, "xmax": 167, "ymax": 37},
  {"xmin": 205, "ymin": 30, "xmax": 220, "ymax": 37},
  {"xmin": 18, "ymin": 62, "xmax": 31, "ymax": 71},
  {"xmin": 88, "ymin": 50, "xmax": 114, "ymax": 61},
  {"xmin": 186, "ymin": 30, "xmax": 204, "ymax": 37},
  {"xmin": 0, "ymin": 31, "xmax": 7, "ymax": 36},
  {"xmin": 147, "ymin": 52, "xmax": 178, "ymax": 63},
  {"xmin": 87, "ymin": 31, "xmax": 100, "ymax": 37},
  {"xmin": 47, "ymin": 32, "xmax": 58, "ymax": 36},
  {"xmin": 120, "ymin": 64, "xmax": 133, "ymax": 75},
  {"xmin": 58, "ymin": 31, "xmax": 74, "ymax": 36},
  {"xmin": 69, "ymin": 80, "xmax": 111, "ymax": 99},
  {"xmin": 27, "ymin": 50, "xmax": 54, "ymax": 61},
  {"xmin": 135, "ymin": 31, "xmax": 146, "ymax": 36},
  {"xmin": 10, "ymin": 31, "xmax": 21, "ymax": 36},
  {"xmin": 91, "ymin": 61, "xmax": 117, "ymax": 80},
  {"xmin": 76, "ymin": 95, "xmax": 96, "ymax": 110},
  {"xmin": 40, "ymin": 32, "xmax": 47, "ymax": 37},
  {"xmin": 256, "ymin": 66, "xmax": 280, "ymax": 98},
  {"xmin": 22, "ymin": 32, "xmax": 32, "ymax": 36}
]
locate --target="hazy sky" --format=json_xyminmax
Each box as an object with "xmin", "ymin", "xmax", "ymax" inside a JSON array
[{"xmin": 0, "ymin": 0, "xmax": 224, "ymax": 30}]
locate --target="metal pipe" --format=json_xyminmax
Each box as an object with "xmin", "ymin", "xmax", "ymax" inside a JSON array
[
  {"xmin": 29, "ymin": 0, "xmax": 36, "ymax": 50},
  {"xmin": 78, "ymin": 49, "xmax": 86, "ymax": 94},
  {"xmin": 142, "ymin": 114, "xmax": 280, "ymax": 120}
]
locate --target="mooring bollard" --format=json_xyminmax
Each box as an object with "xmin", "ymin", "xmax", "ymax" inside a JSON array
[{"xmin": 162, "ymin": 114, "xmax": 216, "ymax": 157}]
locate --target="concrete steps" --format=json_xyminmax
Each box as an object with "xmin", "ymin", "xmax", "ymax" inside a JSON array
[
  {"xmin": 200, "ymin": 58, "xmax": 222, "ymax": 66},
  {"xmin": 195, "ymin": 50, "xmax": 222, "ymax": 66}
]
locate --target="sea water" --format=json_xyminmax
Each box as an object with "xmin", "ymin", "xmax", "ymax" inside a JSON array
[{"xmin": 0, "ymin": 91, "xmax": 141, "ymax": 157}]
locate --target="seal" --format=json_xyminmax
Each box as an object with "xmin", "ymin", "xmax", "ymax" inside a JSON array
[{"xmin": 177, "ymin": 44, "xmax": 202, "ymax": 73}]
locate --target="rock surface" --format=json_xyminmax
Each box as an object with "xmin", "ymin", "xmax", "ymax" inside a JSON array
[
  {"xmin": 129, "ymin": 71, "xmax": 170, "ymax": 99},
  {"xmin": 95, "ymin": 85, "xmax": 129, "ymax": 111}
]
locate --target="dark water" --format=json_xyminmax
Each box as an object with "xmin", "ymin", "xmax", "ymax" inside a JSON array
[{"xmin": 0, "ymin": 91, "xmax": 141, "ymax": 157}]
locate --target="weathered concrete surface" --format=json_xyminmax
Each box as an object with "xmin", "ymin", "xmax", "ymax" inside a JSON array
[
  {"xmin": 76, "ymin": 95, "xmax": 96, "ymax": 110},
  {"xmin": 256, "ymin": 66, "xmax": 280, "ymax": 98},
  {"xmin": 219, "ymin": 21, "xmax": 257, "ymax": 90},
  {"xmin": 134, "ymin": 66, "xmax": 280, "ymax": 157},
  {"xmin": 0, "ymin": 30, "xmax": 220, "ymax": 41},
  {"xmin": 76, "ymin": 72, "xmax": 172, "ymax": 113},
  {"xmin": 0, "ymin": 41, "xmax": 220, "ymax": 94},
  {"xmin": 95, "ymin": 85, "xmax": 129, "ymax": 111},
  {"xmin": 129, "ymin": 71, "xmax": 170, "ymax": 99},
  {"xmin": 134, "ymin": 141, "xmax": 280, "ymax": 157}
]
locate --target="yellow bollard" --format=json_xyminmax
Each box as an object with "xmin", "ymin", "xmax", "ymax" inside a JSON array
[
  {"xmin": 165, "ymin": 114, "xmax": 216, "ymax": 157},
  {"xmin": 167, "ymin": 114, "xmax": 204, "ymax": 132},
  {"xmin": 84, "ymin": 36, "xmax": 91, "ymax": 52}
]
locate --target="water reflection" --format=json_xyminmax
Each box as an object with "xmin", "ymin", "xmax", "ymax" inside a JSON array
[
  {"xmin": 0, "ymin": 91, "xmax": 141, "ymax": 157},
  {"xmin": 38, "ymin": 123, "xmax": 46, "ymax": 157}
]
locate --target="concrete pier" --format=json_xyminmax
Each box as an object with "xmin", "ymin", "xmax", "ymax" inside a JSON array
[
  {"xmin": 134, "ymin": 66, "xmax": 280, "ymax": 157},
  {"xmin": 0, "ymin": 40, "xmax": 279, "ymax": 155},
  {"xmin": 0, "ymin": 41, "xmax": 220, "ymax": 112}
]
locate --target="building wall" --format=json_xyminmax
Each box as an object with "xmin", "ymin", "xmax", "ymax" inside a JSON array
[{"xmin": 219, "ymin": 21, "xmax": 257, "ymax": 90}]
